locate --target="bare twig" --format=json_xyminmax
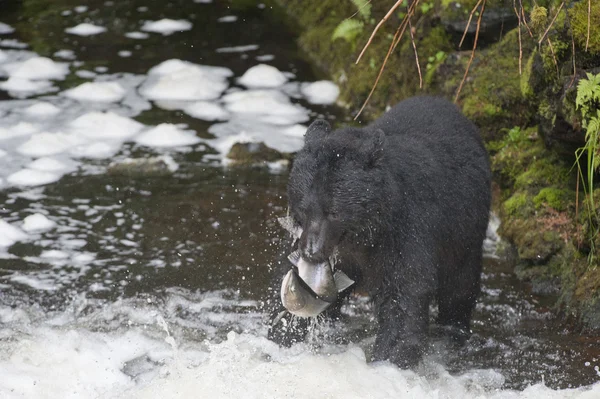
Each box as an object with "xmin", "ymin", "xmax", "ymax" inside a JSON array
[
  {"xmin": 459, "ymin": 0, "xmax": 483, "ymax": 49},
  {"xmin": 454, "ymin": 0, "xmax": 486, "ymax": 103},
  {"xmin": 354, "ymin": 27, "xmax": 403, "ymax": 119},
  {"xmin": 355, "ymin": 0, "xmax": 404, "ymax": 64},
  {"xmin": 538, "ymin": 1, "xmax": 565, "ymax": 47},
  {"xmin": 408, "ymin": 19, "xmax": 423, "ymax": 88},
  {"xmin": 354, "ymin": 0, "xmax": 420, "ymax": 118},
  {"xmin": 586, "ymin": 0, "xmax": 591, "ymax": 51},
  {"xmin": 513, "ymin": 0, "xmax": 523, "ymax": 75},
  {"xmin": 519, "ymin": 0, "xmax": 533, "ymax": 38},
  {"xmin": 568, "ymin": 23, "xmax": 576, "ymax": 89},
  {"xmin": 547, "ymin": 38, "xmax": 559, "ymax": 77},
  {"xmin": 346, "ymin": 0, "xmax": 373, "ymax": 21}
]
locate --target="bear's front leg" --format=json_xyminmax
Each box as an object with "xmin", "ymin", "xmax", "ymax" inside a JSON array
[{"xmin": 372, "ymin": 290, "xmax": 431, "ymax": 368}]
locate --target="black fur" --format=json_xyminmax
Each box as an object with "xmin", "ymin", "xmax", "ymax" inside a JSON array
[{"xmin": 268, "ymin": 96, "xmax": 491, "ymax": 368}]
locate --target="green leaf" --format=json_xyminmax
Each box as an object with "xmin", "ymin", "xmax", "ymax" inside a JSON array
[{"xmin": 332, "ymin": 19, "xmax": 364, "ymax": 43}]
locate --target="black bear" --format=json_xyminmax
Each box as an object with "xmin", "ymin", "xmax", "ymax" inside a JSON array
[{"xmin": 268, "ymin": 96, "xmax": 491, "ymax": 368}]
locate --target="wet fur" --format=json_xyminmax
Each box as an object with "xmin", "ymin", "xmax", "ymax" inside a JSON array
[{"xmin": 268, "ymin": 96, "xmax": 492, "ymax": 368}]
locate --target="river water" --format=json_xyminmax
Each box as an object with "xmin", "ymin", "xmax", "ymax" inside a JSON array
[{"xmin": 0, "ymin": 1, "xmax": 599, "ymax": 397}]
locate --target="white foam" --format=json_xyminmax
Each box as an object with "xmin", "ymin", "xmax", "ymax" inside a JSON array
[
  {"xmin": 0, "ymin": 77, "xmax": 55, "ymax": 96},
  {"xmin": 22, "ymin": 102, "xmax": 61, "ymax": 118},
  {"xmin": 22, "ymin": 213, "xmax": 56, "ymax": 232},
  {"xmin": 141, "ymin": 19, "xmax": 192, "ymax": 35},
  {"xmin": 0, "ymin": 121, "xmax": 39, "ymax": 140},
  {"xmin": 7, "ymin": 169, "xmax": 62, "ymax": 186},
  {"xmin": 5, "ymin": 57, "xmax": 69, "ymax": 80},
  {"xmin": 222, "ymin": 89, "xmax": 308, "ymax": 124},
  {"xmin": 118, "ymin": 50, "xmax": 132, "ymax": 58},
  {"xmin": 183, "ymin": 101, "xmax": 229, "ymax": 121},
  {"xmin": 238, "ymin": 64, "xmax": 287, "ymax": 88},
  {"xmin": 0, "ymin": 23, "xmax": 15, "ymax": 35},
  {"xmin": 54, "ymin": 49, "xmax": 76, "ymax": 60},
  {"xmin": 135, "ymin": 124, "xmax": 201, "ymax": 148},
  {"xmin": 0, "ymin": 219, "xmax": 28, "ymax": 247},
  {"xmin": 17, "ymin": 132, "xmax": 82, "ymax": 157},
  {"xmin": 65, "ymin": 23, "xmax": 107, "ymax": 36},
  {"xmin": 216, "ymin": 44, "xmax": 259, "ymax": 53},
  {"xmin": 70, "ymin": 141, "xmax": 121, "ymax": 159},
  {"xmin": 0, "ymin": 49, "xmax": 8, "ymax": 63},
  {"xmin": 68, "ymin": 111, "xmax": 144, "ymax": 140},
  {"xmin": 218, "ymin": 15, "xmax": 238, "ymax": 23},
  {"xmin": 27, "ymin": 157, "xmax": 72, "ymax": 172},
  {"xmin": 74, "ymin": 5, "xmax": 88, "ymax": 13},
  {"xmin": 140, "ymin": 59, "xmax": 232, "ymax": 101},
  {"xmin": 301, "ymin": 80, "xmax": 340, "ymax": 104},
  {"xmin": 125, "ymin": 31, "xmax": 149, "ymax": 39},
  {"xmin": 63, "ymin": 82, "xmax": 126, "ymax": 103},
  {"xmin": 9, "ymin": 275, "xmax": 57, "ymax": 290}
]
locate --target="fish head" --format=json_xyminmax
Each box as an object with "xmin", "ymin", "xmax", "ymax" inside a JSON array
[{"xmin": 280, "ymin": 269, "xmax": 332, "ymax": 318}]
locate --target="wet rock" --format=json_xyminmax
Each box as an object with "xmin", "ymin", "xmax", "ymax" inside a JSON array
[
  {"xmin": 107, "ymin": 155, "xmax": 179, "ymax": 177},
  {"xmin": 439, "ymin": 1, "xmax": 518, "ymax": 49},
  {"xmin": 226, "ymin": 141, "xmax": 287, "ymax": 167}
]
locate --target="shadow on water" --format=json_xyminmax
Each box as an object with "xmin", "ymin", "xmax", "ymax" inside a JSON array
[{"xmin": 0, "ymin": 0, "xmax": 598, "ymax": 392}]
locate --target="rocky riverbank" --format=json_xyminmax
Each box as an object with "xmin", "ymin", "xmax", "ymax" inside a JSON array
[{"xmin": 274, "ymin": 0, "xmax": 600, "ymax": 330}]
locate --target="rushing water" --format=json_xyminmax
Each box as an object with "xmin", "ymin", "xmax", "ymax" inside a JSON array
[{"xmin": 0, "ymin": 1, "xmax": 599, "ymax": 397}]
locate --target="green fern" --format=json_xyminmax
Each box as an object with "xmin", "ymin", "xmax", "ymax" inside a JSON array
[
  {"xmin": 332, "ymin": 19, "xmax": 364, "ymax": 43},
  {"xmin": 575, "ymin": 73, "xmax": 600, "ymax": 264},
  {"xmin": 351, "ymin": 0, "xmax": 372, "ymax": 20}
]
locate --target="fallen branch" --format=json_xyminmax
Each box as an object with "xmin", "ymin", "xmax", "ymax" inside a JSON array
[{"xmin": 454, "ymin": 0, "xmax": 486, "ymax": 103}]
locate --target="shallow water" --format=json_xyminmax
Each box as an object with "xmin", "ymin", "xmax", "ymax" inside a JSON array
[{"xmin": 0, "ymin": 1, "xmax": 599, "ymax": 398}]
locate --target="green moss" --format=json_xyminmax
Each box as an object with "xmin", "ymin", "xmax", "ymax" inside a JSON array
[
  {"xmin": 571, "ymin": 0, "xmax": 600, "ymax": 54},
  {"xmin": 514, "ymin": 157, "xmax": 570, "ymax": 190},
  {"xmin": 520, "ymin": 50, "xmax": 536, "ymax": 98},
  {"xmin": 503, "ymin": 192, "xmax": 534, "ymax": 218},
  {"xmin": 533, "ymin": 187, "xmax": 573, "ymax": 211},
  {"xmin": 457, "ymin": 29, "xmax": 536, "ymax": 140}
]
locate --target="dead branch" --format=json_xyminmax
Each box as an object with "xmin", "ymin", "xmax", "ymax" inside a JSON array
[
  {"xmin": 538, "ymin": 1, "xmax": 565, "ymax": 47},
  {"xmin": 454, "ymin": 0, "xmax": 486, "ymax": 103},
  {"xmin": 459, "ymin": 0, "xmax": 483, "ymax": 49},
  {"xmin": 408, "ymin": 19, "xmax": 423, "ymax": 89},
  {"xmin": 355, "ymin": 0, "xmax": 404, "ymax": 64}
]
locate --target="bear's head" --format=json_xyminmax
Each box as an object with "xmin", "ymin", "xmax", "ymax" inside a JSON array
[{"xmin": 288, "ymin": 119, "xmax": 388, "ymax": 262}]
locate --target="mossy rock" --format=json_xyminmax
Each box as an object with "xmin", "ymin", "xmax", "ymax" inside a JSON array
[
  {"xmin": 517, "ymin": 229, "xmax": 563, "ymax": 264},
  {"xmin": 533, "ymin": 187, "xmax": 574, "ymax": 211},
  {"xmin": 226, "ymin": 142, "xmax": 285, "ymax": 166},
  {"xmin": 456, "ymin": 29, "xmax": 536, "ymax": 141},
  {"xmin": 503, "ymin": 191, "xmax": 534, "ymax": 218},
  {"xmin": 571, "ymin": 0, "xmax": 600, "ymax": 55}
]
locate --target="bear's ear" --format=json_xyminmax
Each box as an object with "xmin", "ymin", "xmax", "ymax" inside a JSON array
[
  {"xmin": 361, "ymin": 129, "xmax": 386, "ymax": 166},
  {"xmin": 305, "ymin": 119, "xmax": 331, "ymax": 143}
]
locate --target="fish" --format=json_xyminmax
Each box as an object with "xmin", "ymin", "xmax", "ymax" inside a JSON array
[
  {"xmin": 280, "ymin": 250, "xmax": 355, "ymax": 318},
  {"xmin": 277, "ymin": 215, "xmax": 354, "ymax": 318}
]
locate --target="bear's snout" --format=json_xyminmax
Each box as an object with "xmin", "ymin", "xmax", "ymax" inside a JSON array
[{"xmin": 299, "ymin": 218, "xmax": 342, "ymax": 262}]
